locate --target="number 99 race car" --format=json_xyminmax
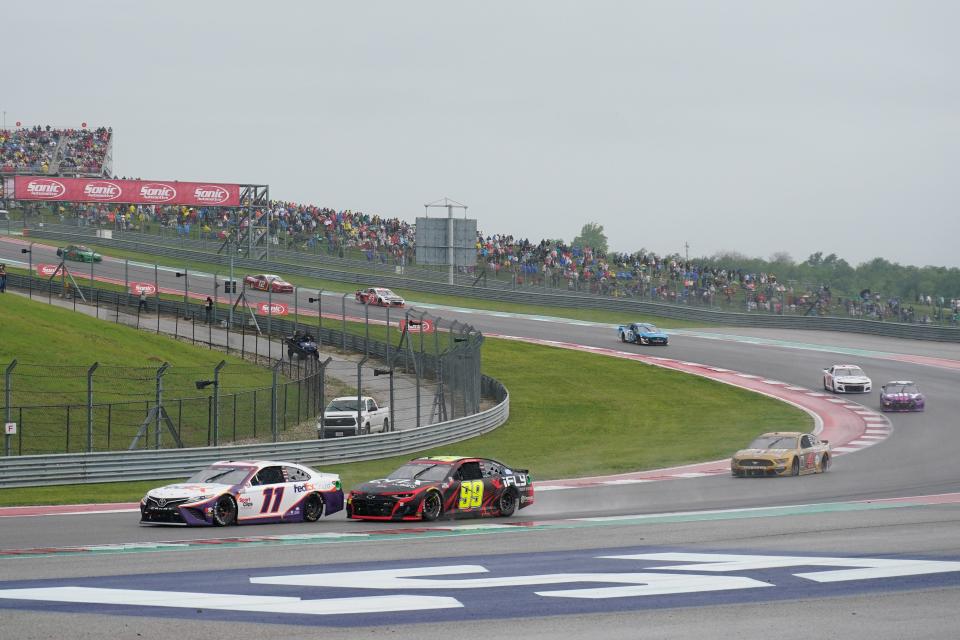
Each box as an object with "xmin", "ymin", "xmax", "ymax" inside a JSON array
[
  {"xmin": 140, "ymin": 460, "xmax": 343, "ymax": 526},
  {"xmin": 346, "ymin": 456, "xmax": 534, "ymax": 521}
]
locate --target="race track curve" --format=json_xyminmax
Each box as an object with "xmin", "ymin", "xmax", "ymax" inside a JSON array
[{"xmin": 1, "ymin": 237, "xmax": 959, "ymax": 639}]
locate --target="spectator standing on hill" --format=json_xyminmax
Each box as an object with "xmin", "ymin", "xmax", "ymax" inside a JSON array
[
  {"xmin": 0, "ymin": 263, "xmax": 6, "ymax": 293},
  {"xmin": 138, "ymin": 290, "xmax": 148, "ymax": 313},
  {"xmin": 205, "ymin": 296, "xmax": 213, "ymax": 323}
]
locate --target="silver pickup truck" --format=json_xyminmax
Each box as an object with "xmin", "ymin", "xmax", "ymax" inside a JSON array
[{"xmin": 318, "ymin": 396, "xmax": 390, "ymax": 438}]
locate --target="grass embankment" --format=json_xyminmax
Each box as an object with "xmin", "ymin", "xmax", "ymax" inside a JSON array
[
  {"xmin": 0, "ymin": 334, "xmax": 810, "ymax": 506},
  {"xmin": 0, "ymin": 294, "xmax": 289, "ymax": 453}
]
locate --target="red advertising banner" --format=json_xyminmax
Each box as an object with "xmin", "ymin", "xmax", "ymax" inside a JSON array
[
  {"xmin": 399, "ymin": 318, "xmax": 435, "ymax": 333},
  {"xmin": 257, "ymin": 302, "xmax": 289, "ymax": 316},
  {"xmin": 13, "ymin": 176, "xmax": 241, "ymax": 207},
  {"xmin": 130, "ymin": 282, "xmax": 157, "ymax": 295},
  {"xmin": 36, "ymin": 263, "xmax": 61, "ymax": 277}
]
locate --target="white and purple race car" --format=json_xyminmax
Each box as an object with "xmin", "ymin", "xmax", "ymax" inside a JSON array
[
  {"xmin": 879, "ymin": 380, "xmax": 925, "ymax": 412},
  {"xmin": 140, "ymin": 460, "xmax": 343, "ymax": 526}
]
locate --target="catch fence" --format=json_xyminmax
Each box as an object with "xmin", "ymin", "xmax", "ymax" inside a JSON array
[{"xmin": 1, "ymin": 272, "xmax": 484, "ymax": 456}]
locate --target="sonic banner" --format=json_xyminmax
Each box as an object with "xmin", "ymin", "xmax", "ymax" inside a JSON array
[{"xmin": 13, "ymin": 176, "xmax": 241, "ymax": 207}]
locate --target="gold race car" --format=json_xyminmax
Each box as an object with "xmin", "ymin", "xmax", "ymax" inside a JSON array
[{"xmin": 731, "ymin": 431, "xmax": 831, "ymax": 477}]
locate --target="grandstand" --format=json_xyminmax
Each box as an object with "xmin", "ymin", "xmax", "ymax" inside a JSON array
[{"xmin": 0, "ymin": 125, "xmax": 112, "ymax": 177}]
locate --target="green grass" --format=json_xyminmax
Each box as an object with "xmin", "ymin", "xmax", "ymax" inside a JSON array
[
  {"xmin": 0, "ymin": 294, "xmax": 301, "ymax": 453},
  {"xmin": 0, "ymin": 336, "xmax": 810, "ymax": 505}
]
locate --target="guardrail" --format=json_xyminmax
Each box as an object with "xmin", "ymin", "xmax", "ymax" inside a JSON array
[
  {"xmin": 20, "ymin": 226, "xmax": 960, "ymax": 342},
  {"xmin": 0, "ymin": 377, "xmax": 508, "ymax": 487}
]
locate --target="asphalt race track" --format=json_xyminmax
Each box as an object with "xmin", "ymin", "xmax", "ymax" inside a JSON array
[{"xmin": 1, "ymin": 237, "xmax": 959, "ymax": 639}]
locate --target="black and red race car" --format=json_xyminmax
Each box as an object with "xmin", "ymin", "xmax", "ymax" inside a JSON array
[{"xmin": 346, "ymin": 456, "xmax": 534, "ymax": 521}]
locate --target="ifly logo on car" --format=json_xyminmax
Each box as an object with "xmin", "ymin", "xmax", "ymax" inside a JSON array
[
  {"xmin": 82, "ymin": 181, "xmax": 122, "ymax": 200},
  {"xmin": 257, "ymin": 302, "xmax": 288, "ymax": 316},
  {"xmin": 24, "ymin": 179, "xmax": 66, "ymax": 199},
  {"xmin": 193, "ymin": 185, "xmax": 231, "ymax": 205},
  {"xmin": 139, "ymin": 183, "xmax": 177, "ymax": 203}
]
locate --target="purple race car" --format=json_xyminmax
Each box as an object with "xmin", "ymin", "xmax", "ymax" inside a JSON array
[
  {"xmin": 140, "ymin": 460, "xmax": 343, "ymax": 526},
  {"xmin": 879, "ymin": 381, "xmax": 925, "ymax": 412}
]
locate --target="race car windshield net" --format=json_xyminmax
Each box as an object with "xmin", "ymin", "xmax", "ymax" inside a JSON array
[
  {"xmin": 186, "ymin": 467, "xmax": 250, "ymax": 485},
  {"xmin": 387, "ymin": 463, "xmax": 450, "ymax": 482},
  {"xmin": 835, "ymin": 367, "xmax": 865, "ymax": 377},
  {"xmin": 748, "ymin": 436, "xmax": 799, "ymax": 449}
]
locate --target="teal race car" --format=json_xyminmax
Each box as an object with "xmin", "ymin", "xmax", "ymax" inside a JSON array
[
  {"xmin": 617, "ymin": 322, "xmax": 668, "ymax": 346},
  {"xmin": 57, "ymin": 244, "xmax": 102, "ymax": 263}
]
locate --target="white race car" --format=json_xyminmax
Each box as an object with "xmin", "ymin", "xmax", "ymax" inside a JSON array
[
  {"xmin": 823, "ymin": 364, "xmax": 872, "ymax": 393},
  {"xmin": 139, "ymin": 460, "xmax": 343, "ymax": 526}
]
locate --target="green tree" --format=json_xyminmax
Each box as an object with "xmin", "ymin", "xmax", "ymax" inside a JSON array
[{"xmin": 572, "ymin": 222, "xmax": 608, "ymax": 254}]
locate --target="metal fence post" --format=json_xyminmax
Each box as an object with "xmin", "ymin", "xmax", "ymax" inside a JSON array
[
  {"xmin": 356, "ymin": 356, "xmax": 369, "ymax": 433},
  {"xmin": 271, "ymin": 360, "xmax": 282, "ymax": 442},
  {"xmin": 87, "ymin": 362, "xmax": 99, "ymax": 452},
  {"xmin": 4, "ymin": 360, "xmax": 16, "ymax": 457},
  {"xmin": 341, "ymin": 293, "xmax": 349, "ymax": 352},
  {"xmin": 318, "ymin": 356, "xmax": 331, "ymax": 439},
  {"xmin": 154, "ymin": 362, "xmax": 170, "ymax": 450},
  {"xmin": 213, "ymin": 360, "xmax": 226, "ymax": 445}
]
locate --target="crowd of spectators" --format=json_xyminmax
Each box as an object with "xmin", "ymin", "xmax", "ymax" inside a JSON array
[
  {"xmin": 0, "ymin": 125, "xmax": 111, "ymax": 175},
  {"xmin": 57, "ymin": 127, "xmax": 112, "ymax": 175},
  {"xmin": 0, "ymin": 126, "xmax": 60, "ymax": 174},
  {"xmin": 27, "ymin": 198, "xmax": 956, "ymax": 323},
  {"xmin": 4, "ymin": 120, "xmax": 954, "ymax": 323}
]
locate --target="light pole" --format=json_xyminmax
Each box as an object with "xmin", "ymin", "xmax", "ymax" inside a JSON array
[
  {"xmin": 21, "ymin": 244, "xmax": 33, "ymax": 299},
  {"xmin": 308, "ymin": 291, "xmax": 323, "ymax": 346},
  {"xmin": 195, "ymin": 360, "xmax": 226, "ymax": 446},
  {"xmin": 175, "ymin": 269, "xmax": 189, "ymax": 317},
  {"xmin": 373, "ymin": 367, "xmax": 395, "ymax": 432}
]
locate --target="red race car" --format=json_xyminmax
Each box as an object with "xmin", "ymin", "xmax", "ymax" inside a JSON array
[
  {"xmin": 355, "ymin": 287, "xmax": 405, "ymax": 307},
  {"xmin": 244, "ymin": 274, "xmax": 294, "ymax": 293}
]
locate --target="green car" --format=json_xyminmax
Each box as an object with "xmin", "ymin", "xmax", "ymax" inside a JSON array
[{"xmin": 57, "ymin": 244, "xmax": 103, "ymax": 263}]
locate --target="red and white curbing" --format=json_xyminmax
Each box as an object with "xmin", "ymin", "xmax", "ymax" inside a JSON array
[{"xmin": 489, "ymin": 336, "xmax": 893, "ymax": 492}]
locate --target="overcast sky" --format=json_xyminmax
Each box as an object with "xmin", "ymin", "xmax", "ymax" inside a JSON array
[{"xmin": 6, "ymin": 1, "xmax": 958, "ymax": 267}]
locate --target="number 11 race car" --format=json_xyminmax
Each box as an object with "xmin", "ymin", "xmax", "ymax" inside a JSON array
[
  {"xmin": 346, "ymin": 456, "xmax": 534, "ymax": 521},
  {"xmin": 140, "ymin": 460, "xmax": 343, "ymax": 526}
]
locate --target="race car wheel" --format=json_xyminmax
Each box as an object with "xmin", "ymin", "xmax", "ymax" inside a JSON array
[
  {"xmin": 421, "ymin": 491, "xmax": 442, "ymax": 522},
  {"xmin": 820, "ymin": 454, "xmax": 830, "ymax": 473},
  {"xmin": 790, "ymin": 458, "xmax": 800, "ymax": 477},
  {"xmin": 212, "ymin": 495, "xmax": 237, "ymax": 526},
  {"xmin": 620, "ymin": 332, "xmax": 627, "ymax": 343},
  {"xmin": 303, "ymin": 493, "xmax": 324, "ymax": 522},
  {"xmin": 497, "ymin": 489, "xmax": 518, "ymax": 517}
]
